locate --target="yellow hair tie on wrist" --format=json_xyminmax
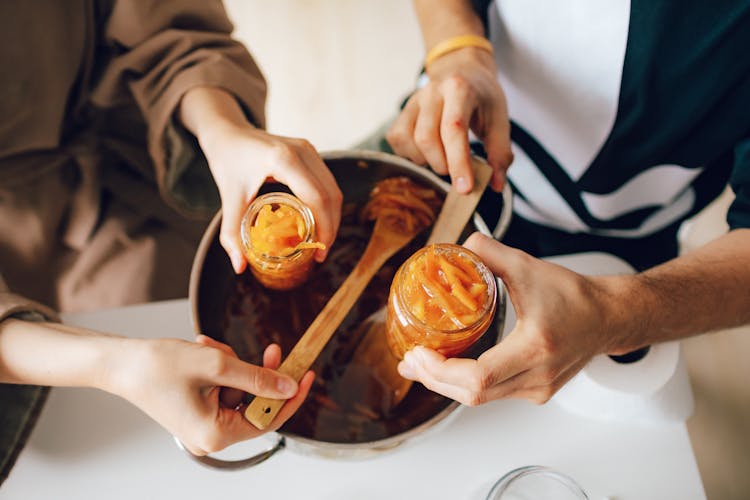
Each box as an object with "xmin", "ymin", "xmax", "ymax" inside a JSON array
[{"xmin": 424, "ymin": 34, "xmax": 494, "ymax": 69}]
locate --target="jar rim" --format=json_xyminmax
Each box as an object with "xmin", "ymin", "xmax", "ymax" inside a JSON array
[
  {"xmin": 487, "ymin": 465, "xmax": 589, "ymax": 499},
  {"xmin": 394, "ymin": 243, "xmax": 497, "ymax": 335},
  {"xmin": 240, "ymin": 192, "xmax": 317, "ymax": 262}
]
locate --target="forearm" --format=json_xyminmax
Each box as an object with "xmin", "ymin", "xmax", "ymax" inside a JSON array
[
  {"xmin": 413, "ymin": 0, "xmax": 485, "ymax": 49},
  {"xmin": 412, "ymin": 0, "xmax": 496, "ymax": 81},
  {"xmin": 602, "ymin": 229, "xmax": 750, "ymax": 351},
  {"xmin": 179, "ymin": 86, "xmax": 253, "ymax": 152},
  {"xmin": 0, "ymin": 319, "xmax": 127, "ymax": 392}
]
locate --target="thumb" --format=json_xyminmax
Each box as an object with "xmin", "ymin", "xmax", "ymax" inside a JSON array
[
  {"xmin": 209, "ymin": 356, "xmax": 298, "ymax": 399},
  {"xmin": 196, "ymin": 335, "xmax": 238, "ymax": 358},
  {"xmin": 462, "ymin": 232, "xmax": 526, "ymax": 290}
]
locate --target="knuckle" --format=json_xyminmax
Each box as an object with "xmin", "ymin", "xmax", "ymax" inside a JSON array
[
  {"xmin": 467, "ymin": 369, "xmax": 491, "ymax": 394},
  {"xmin": 385, "ymin": 128, "xmax": 406, "ymax": 149},
  {"xmin": 418, "ymin": 84, "xmax": 436, "ymax": 101},
  {"xmin": 539, "ymin": 365, "xmax": 558, "ymax": 385},
  {"xmin": 464, "ymin": 231, "xmax": 488, "ymax": 252},
  {"xmin": 536, "ymin": 329, "xmax": 560, "ymax": 359},
  {"xmin": 306, "ymin": 189, "xmax": 329, "ymax": 210},
  {"xmin": 502, "ymin": 150, "xmax": 515, "ymax": 167},
  {"xmin": 442, "ymin": 74, "xmax": 470, "ymax": 94},
  {"xmin": 251, "ymin": 367, "xmax": 280, "ymax": 394},
  {"xmin": 413, "ymin": 130, "xmax": 434, "ymax": 150},
  {"xmin": 332, "ymin": 186, "xmax": 344, "ymax": 206},
  {"xmin": 464, "ymin": 390, "xmax": 485, "ymax": 407},
  {"xmin": 530, "ymin": 395, "xmax": 546, "ymax": 406},
  {"xmin": 247, "ymin": 367, "xmax": 269, "ymax": 392},
  {"xmin": 269, "ymin": 143, "xmax": 297, "ymax": 165},
  {"xmin": 533, "ymin": 388, "xmax": 555, "ymax": 405},
  {"xmin": 549, "ymin": 379, "xmax": 566, "ymax": 397},
  {"xmin": 297, "ymin": 138, "xmax": 314, "ymax": 151}
]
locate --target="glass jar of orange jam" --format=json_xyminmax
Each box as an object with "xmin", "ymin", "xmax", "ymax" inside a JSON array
[
  {"xmin": 240, "ymin": 192, "xmax": 324, "ymax": 291},
  {"xmin": 385, "ymin": 243, "xmax": 497, "ymax": 359}
]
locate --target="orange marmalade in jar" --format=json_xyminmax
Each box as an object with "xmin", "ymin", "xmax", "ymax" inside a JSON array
[
  {"xmin": 386, "ymin": 243, "xmax": 497, "ymax": 359},
  {"xmin": 240, "ymin": 192, "xmax": 325, "ymax": 291}
]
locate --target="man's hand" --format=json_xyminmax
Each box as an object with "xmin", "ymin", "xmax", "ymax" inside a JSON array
[
  {"xmin": 396, "ymin": 233, "xmax": 625, "ymax": 405},
  {"xmin": 387, "ymin": 47, "xmax": 513, "ymax": 194}
]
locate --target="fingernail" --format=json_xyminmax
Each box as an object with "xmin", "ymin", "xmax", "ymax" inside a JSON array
[
  {"xmin": 277, "ymin": 377, "xmax": 296, "ymax": 396},
  {"xmin": 455, "ymin": 176, "xmax": 469, "ymax": 193}
]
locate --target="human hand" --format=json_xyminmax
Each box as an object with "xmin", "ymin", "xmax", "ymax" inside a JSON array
[
  {"xmin": 108, "ymin": 335, "xmax": 314, "ymax": 456},
  {"xmin": 387, "ymin": 48, "xmax": 513, "ymax": 194},
  {"xmin": 397, "ymin": 233, "xmax": 630, "ymax": 406},
  {"xmin": 201, "ymin": 124, "xmax": 343, "ymax": 273}
]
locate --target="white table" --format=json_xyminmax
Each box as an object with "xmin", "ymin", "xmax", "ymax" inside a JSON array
[{"xmin": 3, "ymin": 254, "xmax": 706, "ymax": 500}]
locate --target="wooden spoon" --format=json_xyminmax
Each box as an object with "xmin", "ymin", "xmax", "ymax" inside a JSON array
[
  {"xmin": 244, "ymin": 204, "xmax": 426, "ymax": 430},
  {"xmin": 348, "ymin": 157, "xmax": 494, "ymax": 411}
]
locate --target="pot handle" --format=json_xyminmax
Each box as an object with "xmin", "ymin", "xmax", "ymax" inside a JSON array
[
  {"xmin": 492, "ymin": 182, "xmax": 514, "ymax": 241},
  {"xmin": 173, "ymin": 434, "xmax": 285, "ymax": 470}
]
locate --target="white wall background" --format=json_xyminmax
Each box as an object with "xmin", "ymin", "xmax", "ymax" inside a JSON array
[{"xmin": 223, "ymin": 0, "xmax": 423, "ymax": 150}]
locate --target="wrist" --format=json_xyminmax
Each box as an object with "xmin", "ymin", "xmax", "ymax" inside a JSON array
[
  {"xmin": 180, "ymin": 87, "xmax": 256, "ymax": 156},
  {"xmin": 94, "ymin": 335, "xmax": 142, "ymax": 397},
  {"xmin": 425, "ymin": 34, "xmax": 494, "ymax": 70},
  {"xmin": 593, "ymin": 274, "xmax": 655, "ymax": 354},
  {"xmin": 425, "ymin": 46, "xmax": 497, "ymax": 79}
]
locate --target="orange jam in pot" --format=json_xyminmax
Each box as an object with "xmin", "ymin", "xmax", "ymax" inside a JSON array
[
  {"xmin": 386, "ymin": 243, "xmax": 497, "ymax": 359},
  {"xmin": 240, "ymin": 192, "xmax": 325, "ymax": 291}
]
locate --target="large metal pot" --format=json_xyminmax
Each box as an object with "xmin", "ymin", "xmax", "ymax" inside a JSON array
[{"xmin": 184, "ymin": 150, "xmax": 512, "ymax": 468}]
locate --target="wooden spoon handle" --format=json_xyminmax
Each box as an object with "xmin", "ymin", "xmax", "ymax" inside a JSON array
[
  {"xmin": 245, "ymin": 234, "xmax": 396, "ymax": 429},
  {"xmin": 426, "ymin": 156, "xmax": 494, "ymax": 246}
]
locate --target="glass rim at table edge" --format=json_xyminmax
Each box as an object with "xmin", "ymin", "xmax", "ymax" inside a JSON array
[{"xmin": 486, "ymin": 465, "xmax": 589, "ymax": 500}]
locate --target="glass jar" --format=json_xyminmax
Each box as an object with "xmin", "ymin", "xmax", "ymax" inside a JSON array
[
  {"xmin": 486, "ymin": 465, "xmax": 589, "ymax": 499},
  {"xmin": 385, "ymin": 243, "xmax": 497, "ymax": 360},
  {"xmin": 240, "ymin": 192, "xmax": 319, "ymax": 291}
]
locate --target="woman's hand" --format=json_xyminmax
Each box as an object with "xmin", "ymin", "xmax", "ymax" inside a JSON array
[
  {"xmin": 387, "ymin": 48, "xmax": 513, "ymax": 194},
  {"xmin": 180, "ymin": 87, "xmax": 343, "ymax": 274},
  {"xmin": 202, "ymin": 125, "xmax": 342, "ymax": 273},
  {"xmin": 109, "ymin": 335, "xmax": 314, "ymax": 456},
  {"xmin": 0, "ymin": 317, "xmax": 312, "ymax": 456},
  {"xmin": 397, "ymin": 233, "xmax": 634, "ymax": 406}
]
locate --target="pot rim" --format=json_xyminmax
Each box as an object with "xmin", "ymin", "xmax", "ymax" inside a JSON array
[
  {"xmin": 189, "ymin": 149, "xmax": 512, "ymax": 329},
  {"xmin": 185, "ymin": 149, "xmax": 511, "ymax": 466}
]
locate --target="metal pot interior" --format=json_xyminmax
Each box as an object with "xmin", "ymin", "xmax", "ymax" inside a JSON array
[{"xmin": 191, "ymin": 150, "xmax": 507, "ymax": 449}]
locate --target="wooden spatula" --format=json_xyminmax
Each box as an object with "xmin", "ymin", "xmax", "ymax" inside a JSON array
[
  {"xmin": 244, "ymin": 203, "xmax": 426, "ymax": 430},
  {"xmin": 349, "ymin": 157, "xmax": 494, "ymax": 410}
]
